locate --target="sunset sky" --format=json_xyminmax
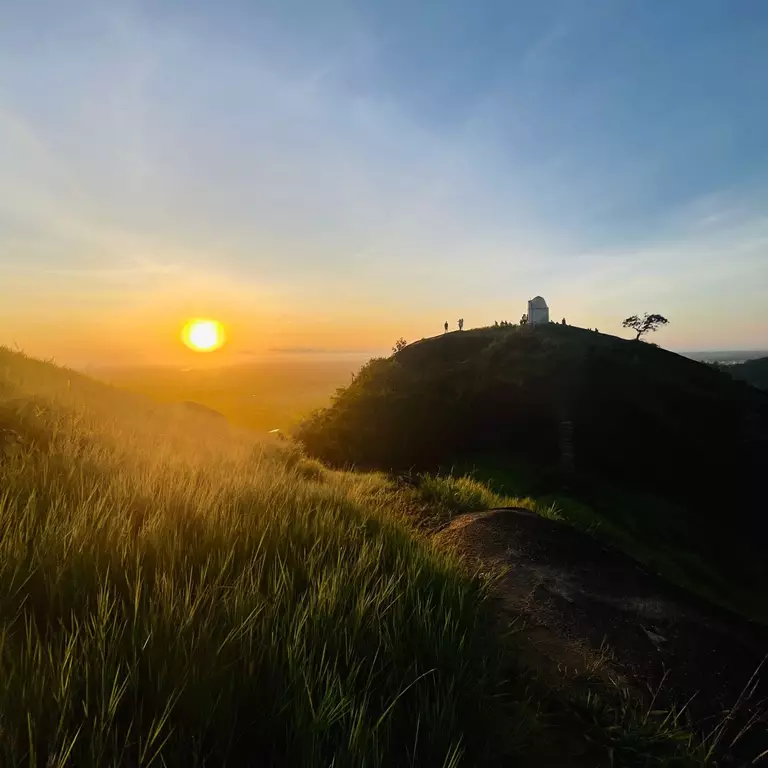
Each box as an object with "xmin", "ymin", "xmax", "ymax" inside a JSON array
[{"xmin": 2, "ymin": 0, "xmax": 767, "ymax": 365}]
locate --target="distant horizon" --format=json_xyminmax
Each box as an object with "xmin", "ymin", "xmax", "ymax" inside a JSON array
[
  {"xmin": 9, "ymin": 329, "xmax": 768, "ymax": 371},
  {"xmin": 64, "ymin": 335, "xmax": 767, "ymax": 374}
]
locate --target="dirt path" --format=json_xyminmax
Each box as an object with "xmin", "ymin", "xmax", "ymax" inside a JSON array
[{"xmin": 434, "ymin": 508, "xmax": 768, "ymax": 758}]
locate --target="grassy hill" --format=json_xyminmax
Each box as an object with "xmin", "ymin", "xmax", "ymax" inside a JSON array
[
  {"xmin": 297, "ymin": 324, "xmax": 768, "ymax": 618},
  {"xmin": 728, "ymin": 355, "xmax": 768, "ymax": 390},
  {"xmin": 0, "ymin": 345, "xmax": 760, "ymax": 766},
  {"xmin": 0, "ymin": 347, "xmax": 511, "ymax": 766}
]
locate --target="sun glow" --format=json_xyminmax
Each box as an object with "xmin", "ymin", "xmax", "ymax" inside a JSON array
[{"xmin": 182, "ymin": 319, "xmax": 226, "ymax": 352}]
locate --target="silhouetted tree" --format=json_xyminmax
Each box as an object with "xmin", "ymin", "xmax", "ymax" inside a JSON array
[
  {"xmin": 392, "ymin": 338, "xmax": 408, "ymax": 354},
  {"xmin": 520, "ymin": 314, "xmax": 528, "ymax": 326},
  {"xmin": 622, "ymin": 313, "xmax": 669, "ymax": 341},
  {"xmin": 444, "ymin": 321, "xmax": 449, "ymax": 333},
  {"xmin": 458, "ymin": 318, "xmax": 464, "ymax": 331}
]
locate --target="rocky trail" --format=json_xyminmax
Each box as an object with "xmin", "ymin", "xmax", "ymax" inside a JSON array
[{"xmin": 435, "ymin": 508, "xmax": 768, "ymax": 764}]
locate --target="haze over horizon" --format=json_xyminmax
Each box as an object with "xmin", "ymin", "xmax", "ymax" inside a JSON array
[{"xmin": 2, "ymin": 0, "xmax": 767, "ymax": 365}]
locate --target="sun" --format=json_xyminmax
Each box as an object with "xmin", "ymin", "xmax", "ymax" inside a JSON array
[{"xmin": 182, "ymin": 319, "xmax": 226, "ymax": 352}]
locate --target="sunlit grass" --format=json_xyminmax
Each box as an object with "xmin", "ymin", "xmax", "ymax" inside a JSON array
[
  {"xmin": 0, "ymin": 347, "xmax": 505, "ymax": 766},
  {"xmin": 0, "ymin": 347, "xmax": 752, "ymax": 766},
  {"xmin": 406, "ymin": 472, "xmax": 560, "ymax": 523}
]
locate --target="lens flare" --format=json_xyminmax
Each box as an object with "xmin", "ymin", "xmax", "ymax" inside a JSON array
[{"xmin": 182, "ymin": 319, "xmax": 225, "ymax": 352}]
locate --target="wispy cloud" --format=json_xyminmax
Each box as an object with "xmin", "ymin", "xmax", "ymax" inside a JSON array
[{"xmin": 1, "ymin": 0, "xmax": 767, "ymax": 357}]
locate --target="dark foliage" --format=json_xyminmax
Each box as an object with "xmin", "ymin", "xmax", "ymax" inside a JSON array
[
  {"xmin": 622, "ymin": 313, "xmax": 669, "ymax": 340},
  {"xmin": 729, "ymin": 356, "xmax": 768, "ymax": 390},
  {"xmin": 391, "ymin": 337, "xmax": 408, "ymax": 354},
  {"xmin": 296, "ymin": 324, "xmax": 768, "ymax": 585}
]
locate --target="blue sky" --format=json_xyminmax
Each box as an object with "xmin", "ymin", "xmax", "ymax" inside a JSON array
[{"xmin": 1, "ymin": 0, "xmax": 767, "ymax": 362}]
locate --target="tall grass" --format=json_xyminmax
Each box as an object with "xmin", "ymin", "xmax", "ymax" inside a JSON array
[
  {"xmin": 0, "ymin": 349, "xmax": 506, "ymax": 766},
  {"xmin": 0, "ymin": 349, "xmax": 752, "ymax": 766},
  {"xmin": 409, "ymin": 473, "xmax": 560, "ymax": 523}
]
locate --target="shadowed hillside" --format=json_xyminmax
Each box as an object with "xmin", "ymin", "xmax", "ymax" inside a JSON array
[
  {"xmin": 729, "ymin": 355, "xmax": 768, "ymax": 390},
  {"xmin": 297, "ymin": 324, "xmax": 768, "ymax": 605}
]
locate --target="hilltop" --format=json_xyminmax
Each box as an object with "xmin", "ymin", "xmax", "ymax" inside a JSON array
[{"xmin": 298, "ymin": 324, "xmax": 768, "ymax": 615}]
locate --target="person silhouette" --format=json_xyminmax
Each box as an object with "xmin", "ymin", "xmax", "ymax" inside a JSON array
[
  {"xmin": 458, "ymin": 318, "xmax": 464, "ymax": 331},
  {"xmin": 444, "ymin": 321, "xmax": 448, "ymax": 333}
]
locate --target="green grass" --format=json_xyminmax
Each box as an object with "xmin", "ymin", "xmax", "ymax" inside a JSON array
[
  {"xmin": 0, "ymin": 348, "xmax": 508, "ymax": 766},
  {"xmin": 0, "ymin": 348, "xmax": 741, "ymax": 766},
  {"xmin": 399, "ymin": 473, "xmax": 561, "ymax": 527},
  {"xmin": 451, "ymin": 454, "xmax": 768, "ymax": 624}
]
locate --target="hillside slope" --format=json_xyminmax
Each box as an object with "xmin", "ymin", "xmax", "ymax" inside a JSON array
[
  {"xmin": 0, "ymin": 347, "xmax": 507, "ymax": 766},
  {"xmin": 729, "ymin": 355, "xmax": 768, "ymax": 390},
  {"xmin": 1, "ymin": 346, "xmax": 762, "ymax": 766},
  {"xmin": 297, "ymin": 324, "xmax": 768, "ymax": 606},
  {"xmin": 436, "ymin": 507, "xmax": 768, "ymax": 730}
]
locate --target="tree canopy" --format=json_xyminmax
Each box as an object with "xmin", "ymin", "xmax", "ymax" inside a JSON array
[
  {"xmin": 392, "ymin": 338, "xmax": 408, "ymax": 354},
  {"xmin": 622, "ymin": 313, "xmax": 669, "ymax": 340}
]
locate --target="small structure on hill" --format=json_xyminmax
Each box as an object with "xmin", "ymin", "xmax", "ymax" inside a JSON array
[{"xmin": 527, "ymin": 296, "xmax": 549, "ymax": 325}]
